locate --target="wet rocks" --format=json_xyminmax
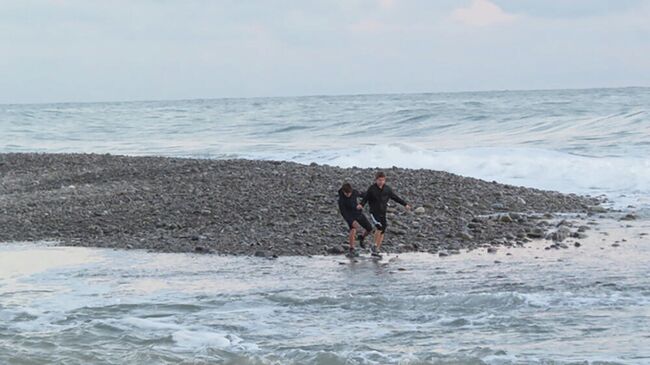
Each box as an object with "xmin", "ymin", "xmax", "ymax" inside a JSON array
[
  {"xmin": 254, "ymin": 250, "xmax": 269, "ymax": 257},
  {"xmin": 620, "ymin": 213, "xmax": 637, "ymax": 221},
  {"xmin": 550, "ymin": 226, "xmax": 571, "ymax": 242},
  {"xmin": 0, "ymin": 153, "xmax": 602, "ymax": 256},
  {"xmin": 499, "ymin": 213, "xmax": 513, "ymax": 223},
  {"xmin": 527, "ymin": 228, "xmax": 545, "ymax": 239},
  {"xmin": 326, "ymin": 246, "xmax": 346, "ymax": 255},
  {"xmin": 458, "ymin": 230, "xmax": 474, "ymax": 241}
]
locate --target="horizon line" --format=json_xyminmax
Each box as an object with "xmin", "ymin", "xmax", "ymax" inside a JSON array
[{"xmin": 2, "ymin": 85, "xmax": 648, "ymax": 107}]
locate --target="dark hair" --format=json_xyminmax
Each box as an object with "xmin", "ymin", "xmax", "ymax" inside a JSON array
[
  {"xmin": 375, "ymin": 171, "xmax": 386, "ymax": 179},
  {"xmin": 341, "ymin": 182, "xmax": 352, "ymax": 193}
]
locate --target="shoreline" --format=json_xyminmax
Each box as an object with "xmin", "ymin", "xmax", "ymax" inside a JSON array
[{"xmin": 0, "ymin": 153, "xmax": 610, "ymax": 256}]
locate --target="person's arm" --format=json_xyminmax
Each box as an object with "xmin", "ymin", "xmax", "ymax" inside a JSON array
[
  {"xmin": 338, "ymin": 198, "xmax": 346, "ymax": 213},
  {"xmin": 358, "ymin": 187, "xmax": 370, "ymax": 210},
  {"xmin": 390, "ymin": 189, "xmax": 410, "ymax": 209}
]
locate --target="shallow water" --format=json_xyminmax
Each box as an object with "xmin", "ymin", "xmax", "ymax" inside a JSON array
[{"xmin": 2, "ymin": 220, "xmax": 649, "ymax": 364}]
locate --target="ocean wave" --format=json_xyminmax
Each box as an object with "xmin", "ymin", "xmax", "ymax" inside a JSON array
[
  {"xmin": 262, "ymin": 145, "xmax": 649, "ymax": 208},
  {"xmin": 2, "ymin": 87, "xmax": 649, "ymax": 210}
]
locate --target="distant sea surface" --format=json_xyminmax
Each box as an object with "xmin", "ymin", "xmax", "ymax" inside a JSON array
[{"xmin": 2, "ymin": 87, "xmax": 648, "ymax": 211}]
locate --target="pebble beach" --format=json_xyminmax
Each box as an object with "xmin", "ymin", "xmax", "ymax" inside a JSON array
[{"xmin": 1, "ymin": 153, "xmax": 606, "ymax": 257}]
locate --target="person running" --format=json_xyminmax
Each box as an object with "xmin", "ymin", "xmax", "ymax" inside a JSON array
[
  {"xmin": 357, "ymin": 171, "xmax": 411, "ymax": 257},
  {"xmin": 338, "ymin": 182, "xmax": 373, "ymax": 257}
]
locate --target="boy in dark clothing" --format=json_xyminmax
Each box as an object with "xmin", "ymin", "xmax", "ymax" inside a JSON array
[
  {"xmin": 338, "ymin": 182, "xmax": 373, "ymax": 257},
  {"xmin": 358, "ymin": 171, "xmax": 411, "ymax": 256}
]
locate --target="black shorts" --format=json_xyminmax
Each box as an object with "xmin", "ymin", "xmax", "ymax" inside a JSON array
[
  {"xmin": 345, "ymin": 214, "xmax": 373, "ymax": 232},
  {"xmin": 370, "ymin": 212, "xmax": 387, "ymax": 233}
]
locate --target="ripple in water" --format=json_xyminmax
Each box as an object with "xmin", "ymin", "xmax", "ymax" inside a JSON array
[{"xmin": 1, "ymin": 219, "xmax": 649, "ymax": 364}]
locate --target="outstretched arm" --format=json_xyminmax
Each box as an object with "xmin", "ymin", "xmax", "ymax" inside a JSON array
[{"xmin": 391, "ymin": 191, "xmax": 411, "ymax": 210}]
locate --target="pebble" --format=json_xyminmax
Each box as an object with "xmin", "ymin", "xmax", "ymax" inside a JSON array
[{"xmin": 620, "ymin": 213, "xmax": 637, "ymax": 221}]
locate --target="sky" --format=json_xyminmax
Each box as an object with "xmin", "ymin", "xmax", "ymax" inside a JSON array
[{"xmin": 1, "ymin": 0, "xmax": 649, "ymax": 104}]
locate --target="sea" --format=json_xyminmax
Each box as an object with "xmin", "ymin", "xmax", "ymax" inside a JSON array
[{"xmin": 1, "ymin": 87, "xmax": 649, "ymax": 364}]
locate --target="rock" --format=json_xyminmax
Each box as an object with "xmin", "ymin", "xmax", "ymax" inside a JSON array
[
  {"xmin": 589, "ymin": 205, "xmax": 608, "ymax": 213},
  {"xmin": 487, "ymin": 247, "xmax": 498, "ymax": 254},
  {"xmin": 551, "ymin": 226, "xmax": 571, "ymax": 242},
  {"xmin": 491, "ymin": 203, "xmax": 507, "ymax": 211},
  {"xmin": 620, "ymin": 213, "xmax": 637, "ymax": 221},
  {"xmin": 571, "ymin": 232, "xmax": 588, "ymax": 239},
  {"xmin": 574, "ymin": 242, "xmax": 581, "ymax": 247},
  {"xmin": 499, "ymin": 214, "xmax": 513, "ymax": 223},
  {"xmin": 327, "ymin": 246, "xmax": 346, "ymax": 255},
  {"xmin": 438, "ymin": 251, "xmax": 449, "ymax": 257},
  {"xmin": 458, "ymin": 231, "xmax": 474, "ymax": 240},
  {"xmin": 527, "ymin": 228, "xmax": 545, "ymax": 239},
  {"xmin": 254, "ymin": 250, "xmax": 268, "ymax": 257},
  {"xmin": 611, "ymin": 243, "xmax": 620, "ymax": 247},
  {"xmin": 414, "ymin": 207, "xmax": 426, "ymax": 215}
]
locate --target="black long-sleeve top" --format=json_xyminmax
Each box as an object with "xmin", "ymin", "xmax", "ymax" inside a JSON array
[
  {"xmin": 359, "ymin": 183, "xmax": 407, "ymax": 215},
  {"xmin": 337, "ymin": 189, "xmax": 365, "ymax": 221}
]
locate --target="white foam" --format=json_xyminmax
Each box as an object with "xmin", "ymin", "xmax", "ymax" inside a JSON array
[
  {"xmin": 171, "ymin": 330, "xmax": 233, "ymax": 349},
  {"xmin": 122, "ymin": 317, "xmax": 184, "ymax": 331},
  {"xmin": 281, "ymin": 144, "xmax": 650, "ymax": 209}
]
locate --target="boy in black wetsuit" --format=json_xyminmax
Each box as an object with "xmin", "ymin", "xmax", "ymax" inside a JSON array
[
  {"xmin": 338, "ymin": 182, "xmax": 373, "ymax": 257},
  {"xmin": 358, "ymin": 171, "xmax": 411, "ymax": 257}
]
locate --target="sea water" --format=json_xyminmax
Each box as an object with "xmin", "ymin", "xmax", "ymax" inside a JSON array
[
  {"xmin": 1, "ymin": 87, "xmax": 649, "ymax": 211},
  {"xmin": 1, "ymin": 221, "xmax": 649, "ymax": 364},
  {"xmin": 1, "ymin": 88, "xmax": 649, "ymax": 364}
]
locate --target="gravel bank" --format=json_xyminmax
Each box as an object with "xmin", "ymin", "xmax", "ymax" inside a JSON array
[{"xmin": 0, "ymin": 153, "xmax": 605, "ymax": 256}]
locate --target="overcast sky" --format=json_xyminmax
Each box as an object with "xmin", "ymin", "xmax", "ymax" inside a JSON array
[{"xmin": 1, "ymin": 0, "xmax": 649, "ymax": 104}]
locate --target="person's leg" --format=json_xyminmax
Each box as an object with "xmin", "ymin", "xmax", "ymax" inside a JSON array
[
  {"xmin": 374, "ymin": 229, "xmax": 382, "ymax": 247},
  {"xmin": 376, "ymin": 215, "xmax": 388, "ymax": 251},
  {"xmin": 348, "ymin": 221, "xmax": 359, "ymax": 250},
  {"xmin": 357, "ymin": 215, "xmax": 372, "ymax": 246},
  {"xmin": 376, "ymin": 231, "xmax": 385, "ymax": 250},
  {"xmin": 348, "ymin": 226, "xmax": 357, "ymax": 249},
  {"xmin": 370, "ymin": 213, "xmax": 383, "ymax": 252}
]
